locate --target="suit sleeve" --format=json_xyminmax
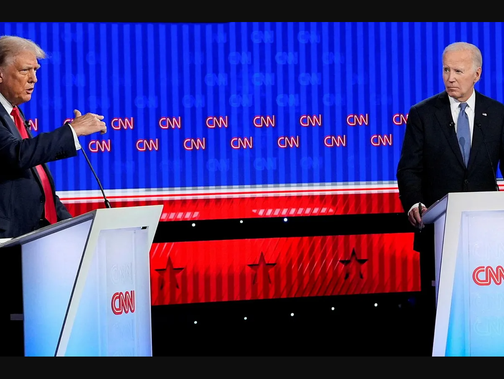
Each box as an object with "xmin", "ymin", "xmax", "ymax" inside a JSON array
[
  {"xmin": 0, "ymin": 123, "xmax": 77, "ymax": 221},
  {"xmin": 396, "ymin": 105, "xmax": 425, "ymax": 213},
  {"xmin": 54, "ymin": 190, "xmax": 72, "ymax": 220},
  {"xmin": 0, "ymin": 122, "xmax": 77, "ymax": 173}
]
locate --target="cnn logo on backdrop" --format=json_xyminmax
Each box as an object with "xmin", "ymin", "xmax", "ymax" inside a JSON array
[
  {"xmin": 473, "ymin": 266, "xmax": 504, "ymax": 286},
  {"xmin": 111, "ymin": 290, "xmax": 135, "ymax": 315}
]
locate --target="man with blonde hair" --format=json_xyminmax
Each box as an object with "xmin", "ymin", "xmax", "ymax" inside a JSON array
[{"xmin": 0, "ymin": 35, "xmax": 108, "ymax": 238}]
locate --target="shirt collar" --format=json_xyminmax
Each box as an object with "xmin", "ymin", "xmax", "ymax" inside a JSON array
[
  {"xmin": 0, "ymin": 92, "xmax": 14, "ymax": 115},
  {"xmin": 449, "ymin": 90, "xmax": 476, "ymax": 112}
]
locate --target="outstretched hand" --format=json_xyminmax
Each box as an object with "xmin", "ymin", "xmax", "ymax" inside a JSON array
[{"xmin": 70, "ymin": 109, "xmax": 107, "ymax": 136}]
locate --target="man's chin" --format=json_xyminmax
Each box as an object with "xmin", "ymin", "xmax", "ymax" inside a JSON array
[
  {"xmin": 20, "ymin": 94, "xmax": 32, "ymax": 103},
  {"xmin": 446, "ymin": 89, "xmax": 460, "ymax": 99}
]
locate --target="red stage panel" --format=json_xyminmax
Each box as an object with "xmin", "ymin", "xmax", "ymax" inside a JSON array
[
  {"xmin": 149, "ymin": 233, "xmax": 419, "ymax": 305},
  {"xmin": 63, "ymin": 191, "xmax": 405, "ymax": 220}
]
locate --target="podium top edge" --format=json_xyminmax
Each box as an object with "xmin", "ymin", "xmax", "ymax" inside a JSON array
[
  {"xmin": 0, "ymin": 205, "xmax": 163, "ymax": 249},
  {"xmin": 423, "ymin": 191, "xmax": 504, "ymax": 224},
  {"xmin": 0, "ymin": 210, "xmax": 97, "ymax": 249}
]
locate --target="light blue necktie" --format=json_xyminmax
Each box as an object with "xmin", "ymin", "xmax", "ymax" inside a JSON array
[{"xmin": 457, "ymin": 102, "xmax": 471, "ymax": 166}]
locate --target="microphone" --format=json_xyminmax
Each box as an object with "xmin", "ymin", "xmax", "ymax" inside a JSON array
[
  {"xmin": 23, "ymin": 119, "xmax": 31, "ymax": 134},
  {"xmin": 80, "ymin": 147, "xmax": 112, "ymax": 208},
  {"xmin": 476, "ymin": 123, "xmax": 499, "ymax": 191}
]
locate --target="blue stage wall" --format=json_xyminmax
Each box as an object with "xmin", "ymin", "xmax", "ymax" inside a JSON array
[{"xmin": 1, "ymin": 22, "xmax": 502, "ymax": 193}]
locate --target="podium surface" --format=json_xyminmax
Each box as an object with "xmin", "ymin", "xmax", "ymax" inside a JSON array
[
  {"xmin": 0, "ymin": 205, "xmax": 162, "ymax": 356},
  {"xmin": 422, "ymin": 191, "xmax": 504, "ymax": 356}
]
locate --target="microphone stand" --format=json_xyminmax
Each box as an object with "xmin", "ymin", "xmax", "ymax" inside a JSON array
[{"xmin": 80, "ymin": 148, "xmax": 112, "ymax": 208}]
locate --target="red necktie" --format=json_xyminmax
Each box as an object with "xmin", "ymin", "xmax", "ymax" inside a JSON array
[{"xmin": 11, "ymin": 106, "xmax": 57, "ymax": 225}]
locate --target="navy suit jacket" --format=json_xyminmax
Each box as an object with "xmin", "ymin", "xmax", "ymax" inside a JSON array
[
  {"xmin": 397, "ymin": 90, "xmax": 504, "ymax": 251},
  {"xmin": 0, "ymin": 103, "xmax": 77, "ymax": 238}
]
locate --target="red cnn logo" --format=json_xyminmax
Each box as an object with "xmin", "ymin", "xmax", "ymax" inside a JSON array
[
  {"xmin": 473, "ymin": 266, "xmax": 504, "ymax": 286},
  {"xmin": 111, "ymin": 290, "xmax": 136, "ymax": 315}
]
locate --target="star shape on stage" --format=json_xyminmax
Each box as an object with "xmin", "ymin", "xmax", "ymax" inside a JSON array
[
  {"xmin": 155, "ymin": 255, "xmax": 184, "ymax": 289},
  {"xmin": 339, "ymin": 247, "xmax": 368, "ymax": 280},
  {"xmin": 248, "ymin": 252, "xmax": 276, "ymax": 285}
]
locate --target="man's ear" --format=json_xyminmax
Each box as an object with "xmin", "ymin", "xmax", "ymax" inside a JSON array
[{"xmin": 474, "ymin": 67, "xmax": 482, "ymax": 84}]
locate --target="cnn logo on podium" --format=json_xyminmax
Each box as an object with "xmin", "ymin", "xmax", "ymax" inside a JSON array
[
  {"xmin": 473, "ymin": 266, "xmax": 504, "ymax": 286},
  {"xmin": 111, "ymin": 290, "xmax": 136, "ymax": 315}
]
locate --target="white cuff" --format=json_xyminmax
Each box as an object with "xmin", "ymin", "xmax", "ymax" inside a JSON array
[{"xmin": 66, "ymin": 122, "xmax": 81, "ymax": 150}]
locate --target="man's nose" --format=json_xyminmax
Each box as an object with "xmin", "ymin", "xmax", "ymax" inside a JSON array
[{"xmin": 29, "ymin": 70, "xmax": 37, "ymax": 83}]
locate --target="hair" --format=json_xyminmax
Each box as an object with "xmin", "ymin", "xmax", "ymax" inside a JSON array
[
  {"xmin": 0, "ymin": 35, "xmax": 46, "ymax": 68},
  {"xmin": 443, "ymin": 41, "xmax": 482, "ymax": 71}
]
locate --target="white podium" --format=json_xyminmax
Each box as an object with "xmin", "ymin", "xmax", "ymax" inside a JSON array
[
  {"xmin": 422, "ymin": 191, "xmax": 504, "ymax": 356},
  {"xmin": 0, "ymin": 205, "xmax": 162, "ymax": 357}
]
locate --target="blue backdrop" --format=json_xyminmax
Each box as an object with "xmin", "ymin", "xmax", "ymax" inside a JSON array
[{"xmin": 1, "ymin": 22, "xmax": 503, "ymax": 192}]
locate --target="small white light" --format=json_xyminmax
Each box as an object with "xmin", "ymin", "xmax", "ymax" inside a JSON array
[
  {"xmin": 283, "ymin": 217, "xmax": 288, "ymax": 222},
  {"xmin": 374, "ymin": 303, "xmax": 378, "ymax": 307},
  {"xmin": 194, "ymin": 320, "xmax": 198, "ymax": 324},
  {"xmin": 290, "ymin": 312, "xmax": 294, "ymax": 317},
  {"xmin": 191, "ymin": 223, "xmax": 196, "ymax": 227},
  {"xmin": 331, "ymin": 307, "xmax": 335, "ymax": 311},
  {"xmin": 243, "ymin": 316, "xmax": 247, "ymax": 320},
  {"xmin": 239, "ymin": 220, "xmax": 244, "ymax": 224}
]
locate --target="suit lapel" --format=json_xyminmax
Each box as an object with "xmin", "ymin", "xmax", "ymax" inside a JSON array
[
  {"xmin": 435, "ymin": 92, "xmax": 467, "ymax": 167},
  {"xmin": 473, "ymin": 93, "xmax": 489, "ymax": 148},
  {"xmin": 0, "ymin": 103, "xmax": 22, "ymax": 138},
  {"xmin": 0, "ymin": 103, "xmax": 47, "ymax": 191},
  {"xmin": 468, "ymin": 92, "xmax": 491, "ymax": 168}
]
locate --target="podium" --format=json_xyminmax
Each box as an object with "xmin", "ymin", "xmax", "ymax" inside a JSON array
[
  {"xmin": 0, "ymin": 205, "xmax": 162, "ymax": 357},
  {"xmin": 422, "ymin": 191, "xmax": 504, "ymax": 356}
]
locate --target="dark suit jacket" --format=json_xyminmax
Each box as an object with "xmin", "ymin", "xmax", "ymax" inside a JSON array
[
  {"xmin": 0, "ymin": 103, "xmax": 77, "ymax": 238},
  {"xmin": 397, "ymin": 90, "xmax": 504, "ymax": 252}
]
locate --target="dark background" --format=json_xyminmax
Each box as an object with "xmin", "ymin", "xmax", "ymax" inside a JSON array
[{"xmin": 150, "ymin": 212, "xmax": 432, "ymax": 356}]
